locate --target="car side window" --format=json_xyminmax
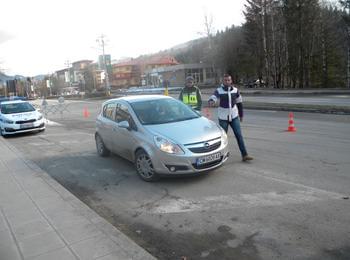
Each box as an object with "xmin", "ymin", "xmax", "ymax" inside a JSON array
[
  {"xmin": 115, "ymin": 103, "xmax": 137, "ymax": 130},
  {"xmin": 102, "ymin": 103, "xmax": 116, "ymax": 121},
  {"xmin": 115, "ymin": 103, "xmax": 130, "ymax": 123}
]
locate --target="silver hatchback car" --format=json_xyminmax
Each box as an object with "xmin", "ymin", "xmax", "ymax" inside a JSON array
[{"xmin": 95, "ymin": 95, "xmax": 229, "ymax": 181}]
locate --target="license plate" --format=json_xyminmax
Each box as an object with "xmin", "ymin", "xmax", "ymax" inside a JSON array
[
  {"xmin": 20, "ymin": 123, "xmax": 34, "ymax": 129},
  {"xmin": 197, "ymin": 152, "xmax": 221, "ymax": 166}
]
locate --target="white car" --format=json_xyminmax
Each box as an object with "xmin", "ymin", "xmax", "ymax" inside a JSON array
[{"xmin": 0, "ymin": 100, "xmax": 45, "ymax": 136}]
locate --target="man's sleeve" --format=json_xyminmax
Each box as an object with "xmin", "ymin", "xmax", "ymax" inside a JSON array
[
  {"xmin": 237, "ymin": 103, "xmax": 243, "ymax": 118},
  {"xmin": 179, "ymin": 90, "xmax": 183, "ymax": 101},
  {"xmin": 196, "ymin": 88, "xmax": 202, "ymax": 109},
  {"xmin": 235, "ymin": 90, "xmax": 243, "ymax": 103},
  {"xmin": 236, "ymin": 91, "xmax": 243, "ymax": 118},
  {"xmin": 209, "ymin": 89, "xmax": 219, "ymax": 103}
]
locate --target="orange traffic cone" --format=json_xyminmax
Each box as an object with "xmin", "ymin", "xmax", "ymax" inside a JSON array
[
  {"xmin": 287, "ymin": 112, "xmax": 297, "ymax": 132},
  {"xmin": 83, "ymin": 107, "xmax": 90, "ymax": 118}
]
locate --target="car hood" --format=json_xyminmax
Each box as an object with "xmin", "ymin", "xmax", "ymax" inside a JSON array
[
  {"xmin": 144, "ymin": 117, "xmax": 222, "ymax": 144},
  {"xmin": 2, "ymin": 111, "xmax": 39, "ymax": 121}
]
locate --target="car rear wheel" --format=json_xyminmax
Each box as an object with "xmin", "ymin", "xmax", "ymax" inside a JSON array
[
  {"xmin": 135, "ymin": 150, "xmax": 159, "ymax": 182},
  {"xmin": 95, "ymin": 134, "xmax": 110, "ymax": 157}
]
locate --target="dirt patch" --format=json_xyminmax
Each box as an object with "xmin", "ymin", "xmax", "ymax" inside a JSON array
[{"xmin": 89, "ymin": 203, "xmax": 260, "ymax": 260}]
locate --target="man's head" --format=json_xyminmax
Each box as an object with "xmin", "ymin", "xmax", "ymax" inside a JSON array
[
  {"xmin": 185, "ymin": 76, "xmax": 194, "ymax": 87},
  {"xmin": 223, "ymin": 74, "xmax": 232, "ymax": 86}
]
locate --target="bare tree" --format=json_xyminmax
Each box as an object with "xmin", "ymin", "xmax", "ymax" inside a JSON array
[
  {"xmin": 199, "ymin": 12, "xmax": 218, "ymax": 81},
  {"xmin": 340, "ymin": 0, "xmax": 350, "ymax": 88}
]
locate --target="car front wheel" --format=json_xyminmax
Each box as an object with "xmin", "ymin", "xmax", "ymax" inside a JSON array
[
  {"xmin": 0, "ymin": 128, "xmax": 7, "ymax": 138},
  {"xmin": 95, "ymin": 134, "xmax": 110, "ymax": 157},
  {"xmin": 135, "ymin": 150, "xmax": 159, "ymax": 182}
]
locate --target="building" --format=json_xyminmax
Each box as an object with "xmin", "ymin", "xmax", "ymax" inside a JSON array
[
  {"xmin": 111, "ymin": 55, "xmax": 179, "ymax": 88},
  {"xmin": 71, "ymin": 60, "xmax": 93, "ymax": 86},
  {"xmin": 145, "ymin": 63, "xmax": 217, "ymax": 88},
  {"xmin": 111, "ymin": 59, "xmax": 140, "ymax": 88}
]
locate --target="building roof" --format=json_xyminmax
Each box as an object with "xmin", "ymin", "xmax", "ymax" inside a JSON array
[
  {"xmin": 145, "ymin": 63, "xmax": 211, "ymax": 73},
  {"xmin": 113, "ymin": 55, "xmax": 179, "ymax": 67},
  {"xmin": 72, "ymin": 60, "xmax": 93, "ymax": 65},
  {"xmin": 55, "ymin": 68, "xmax": 69, "ymax": 74},
  {"xmin": 146, "ymin": 56, "xmax": 179, "ymax": 65}
]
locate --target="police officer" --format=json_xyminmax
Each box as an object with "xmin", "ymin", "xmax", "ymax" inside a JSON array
[{"xmin": 179, "ymin": 76, "xmax": 202, "ymax": 111}]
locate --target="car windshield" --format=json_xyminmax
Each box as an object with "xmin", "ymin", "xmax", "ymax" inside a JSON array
[
  {"xmin": 1, "ymin": 102, "xmax": 35, "ymax": 114},
  {"xmin": 131, "ymin": 98, "xmax": 200, "ymax": 125}
]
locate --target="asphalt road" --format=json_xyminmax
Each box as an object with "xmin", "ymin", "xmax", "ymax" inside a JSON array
[{"xmin": 5, "ymin": 99, "xmax": 350, "ymax": 260}]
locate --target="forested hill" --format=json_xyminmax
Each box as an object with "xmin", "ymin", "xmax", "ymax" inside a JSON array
[{"xmin": 166, "ymin": 1, "xmax": 349, "ymax": 89}]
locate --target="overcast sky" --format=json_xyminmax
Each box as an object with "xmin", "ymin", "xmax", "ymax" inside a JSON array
[{"xmin": 0, "ymin": 0, "xmax": 246, "ymax": 76}]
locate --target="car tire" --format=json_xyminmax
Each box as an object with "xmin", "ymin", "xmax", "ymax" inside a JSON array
[
  {"xmin": 0, "ymin": 128, "xmax": 7, "ymax": 138},
  {"xmin": 135, "ymin": 150, "xmax": 159, "ymax": 182},
  {"xmin": 95, "ymin": 134, "xmax": 110, "ymax": 157}
]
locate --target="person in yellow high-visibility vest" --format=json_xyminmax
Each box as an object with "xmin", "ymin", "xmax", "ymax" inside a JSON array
[{"xmin": 179, "ymin": 76, "xmax": 202, "ymax": 111}]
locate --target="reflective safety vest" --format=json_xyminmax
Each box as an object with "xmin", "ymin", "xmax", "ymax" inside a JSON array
[{"xmin": 182, "ymin": 92, "xmax": 198, "ymax": 106}]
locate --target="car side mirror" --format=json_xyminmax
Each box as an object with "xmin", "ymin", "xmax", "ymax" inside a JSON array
[{"xmin": 118, "ymin": 120, "xmax": 130, "ymax": 129}]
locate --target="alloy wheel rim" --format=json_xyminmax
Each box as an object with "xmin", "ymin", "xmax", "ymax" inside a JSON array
[
  {"xmin": 137, "ymin": 154, "xmax": 154, "ymax": 178},
  {"xmin": 96, "ymin": 137, "xmax": 104, "ymax": 154}
]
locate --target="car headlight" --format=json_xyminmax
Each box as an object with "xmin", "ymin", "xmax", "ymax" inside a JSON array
[
  {"xmin": 38, "ymin": 115, "xmax": 43, "ymax": 120},
  {"xmin": 4, "ymin": 119, "xmax": 14, "ymax": 124},
  {"xmin": 221, "ymin": 131, "xmax": 228, "ymax": 146},
  {"xmin": 154, "ymin": 135, "xmax": 184, "ymax": 154},
  {"xmin": 218, "ymin": 125, "xmax": 228, "ymax": 146}
]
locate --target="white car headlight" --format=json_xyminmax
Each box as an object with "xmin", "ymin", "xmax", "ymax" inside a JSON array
[
  {"xmin": 221, "ymin": 131, "xmax": 228, "ymax": 146},
  {"xmin": 38, "ymin": 115, "xmax": 43, "ymax": 120},
  {"xmin": 218, "ymin": 125, "xmax": 228, "ymax": 146},
  {"xmin": 154, "ymin": 135, "xmax": 184, "ymax": 154}
]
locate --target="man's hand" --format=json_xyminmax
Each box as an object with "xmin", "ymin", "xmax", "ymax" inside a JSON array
[{"xmin": 208, "ymin": 100, "xmax": 215, "ymax": 107}]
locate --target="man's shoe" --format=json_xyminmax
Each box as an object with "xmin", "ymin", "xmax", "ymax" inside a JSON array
[{"xmin": 242, "ymin": 155, "xmax": 253, "ymax": 162}]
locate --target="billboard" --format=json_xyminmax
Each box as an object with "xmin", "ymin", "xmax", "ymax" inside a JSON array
[{"xmin": 98, "ymin": 55, "xmax": 112, "ymax": 74}]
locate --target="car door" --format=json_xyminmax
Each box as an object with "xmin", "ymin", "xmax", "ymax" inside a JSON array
[
  {"xmin": 97, "ymin": 102, "xmax": 117, "ymax": 152},
  {"xmin": 111, "ymin": 101, "xmax": 138, "ymax": 160}
]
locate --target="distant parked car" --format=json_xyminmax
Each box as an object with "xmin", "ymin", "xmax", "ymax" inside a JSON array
[
  {"xmin": 245, "ymin": 79, "xmax": 266, "ymax": 88},
  {"xmin": 0, "ymin": 100, "xmax": 45, "ymax": 136},
  {"xmin": 95, "ymin": 95, "xmax": 229, "ymax": 181}
]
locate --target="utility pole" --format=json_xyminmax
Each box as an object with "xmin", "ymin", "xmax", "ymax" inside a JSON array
[{"xmin": 96, "ymin": 34, "xmax": 110, "ymax": 96}]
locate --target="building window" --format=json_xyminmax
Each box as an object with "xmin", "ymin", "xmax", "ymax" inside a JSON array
[{"xmin": 186, "ymin": 68, "xmax": 203, "ymax": 83}]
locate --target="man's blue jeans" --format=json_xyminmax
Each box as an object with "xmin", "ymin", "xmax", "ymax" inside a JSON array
[{"xmin": 219, "ymin": 117, "xmax": 248, "ymax": 157}]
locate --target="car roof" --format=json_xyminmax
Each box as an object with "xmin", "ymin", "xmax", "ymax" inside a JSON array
[{"xmin": 105, "ymin": 95, "xmax": 172, "ymax": 104}]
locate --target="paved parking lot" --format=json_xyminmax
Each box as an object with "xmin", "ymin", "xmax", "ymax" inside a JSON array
[{"xmin": 4, "ymin": 98, "xmax": 350, "ymax": 259}]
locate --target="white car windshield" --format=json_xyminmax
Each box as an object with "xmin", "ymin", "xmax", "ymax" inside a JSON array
[
  {"xmin": 131, "ymin": 98, "xmax": 200, "ymax": 125},
  {"xmin": 1, "ymin": 102, "xmax": 35, "ymax": 114}
]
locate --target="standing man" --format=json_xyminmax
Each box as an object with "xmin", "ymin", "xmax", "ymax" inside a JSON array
[
  {"xmin": 208, "ymin": 73, "xmax": 253, "ymax": 162},
  {"xmin": 179, "ymin": 76, "xmax": 202, "ymax": 111}
]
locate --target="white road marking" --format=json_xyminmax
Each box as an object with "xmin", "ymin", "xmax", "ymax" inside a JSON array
[
  {"xmin": 28, "ymin": 139, "xmax": 92, "ymax": 146},
  {"xmin": 146, "ymin": 189, "xmax": 342, "ymax": 214},
  {"xmin": 39, "ymin": 132, "xmax": 93, "ymax": 137},
  {"xmin": 248, "ymin": 110, "xmax": 277, "ymax": 113},
  {"xmin": 45, "ymin": 119, "xmax": 62, "ymax": 126}
]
